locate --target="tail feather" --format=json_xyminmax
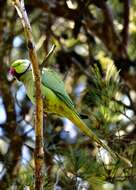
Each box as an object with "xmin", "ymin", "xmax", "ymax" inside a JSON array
[
  {"xmin": 68, "ymin": 111, "xmax": 132, "ymax": 167},
  {"xmin": 69, "ymin": 112, "xmax": 117, "ymax": 160}
]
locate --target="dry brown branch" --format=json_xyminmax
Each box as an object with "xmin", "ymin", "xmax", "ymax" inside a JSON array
[{"xmin": 12, "ymin": 0, "xmax": 44, "ymax": 189}]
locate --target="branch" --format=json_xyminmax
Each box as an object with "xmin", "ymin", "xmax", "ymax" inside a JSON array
[
  {"xmin": 15, "ymin": 11, "xmax": 42, "ymax": 36},
  {"xmin": 122, "ymin": 0, "xmax": 130, "ymax": 49},
  {"xmin": 12, "ymin": 1, "xmax": 44, "ymax": 190},
  {"xmin": 40, "ymin": 44, "xmax": 56, "ymax": 69},
  {"xmin": 0, "ymin": 134, "xmax": 24, "ymax": 189},
  {"xmin": 86, "ymin": 0, "xmax": 120, "ymax": 56},
  {"xmin": 26, "ymin": 0, "xmax": 79, "ymax": 20}
]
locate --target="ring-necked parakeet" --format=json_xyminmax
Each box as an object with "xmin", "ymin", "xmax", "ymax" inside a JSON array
[{"xmin": 8, "ymin": 59, "xmax": 120, "ymax": 161}]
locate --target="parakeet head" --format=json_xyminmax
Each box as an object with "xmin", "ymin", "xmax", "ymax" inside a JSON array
[{"xmin": 9, "ymin": 59, "xmax": 31, "ymax": 80}]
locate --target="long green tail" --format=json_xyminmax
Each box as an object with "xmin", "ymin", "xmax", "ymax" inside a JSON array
[{"xmin": 68, "ymin": 111, "xmax": 132, "ymax": 167}]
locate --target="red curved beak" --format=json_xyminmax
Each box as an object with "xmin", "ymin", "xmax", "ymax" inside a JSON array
[
  {"xmin": 8, "ymin": 67, "xmax": 15, "ymax": 81},
  {"xmin": 9, "ymin": 67, "xmax": 15, "ymax": 75}
]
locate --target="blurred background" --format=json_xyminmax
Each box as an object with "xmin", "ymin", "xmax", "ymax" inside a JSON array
[{"xmin": 0, "ymin": 0, "xmax": 136, "ymax": 189}]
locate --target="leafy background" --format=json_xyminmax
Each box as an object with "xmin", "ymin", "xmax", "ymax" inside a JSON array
[{"xmin": 0, "ymin": 0, "xmax": 136, "ymax": 189}]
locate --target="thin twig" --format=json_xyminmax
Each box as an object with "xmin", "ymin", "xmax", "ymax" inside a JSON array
[
  {"xmin": 40, "ymin": 44, "xmax": 56, "ymax": 69},
  {"xmin": 12, "ymin": 1, "xmax": 44, "ymax": 190},
  {"xmin": 71, "ymin": 57, "xmax": 94, "ymax": 82}
]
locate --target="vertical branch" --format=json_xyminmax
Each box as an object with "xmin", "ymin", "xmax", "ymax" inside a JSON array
[
  {"xmin": 122, "ymin": 0, "xmax": 130, "ymax": 49},
  {"xmin": 12, "ymin": 1, "xmax": 44, "ymax": 190}
]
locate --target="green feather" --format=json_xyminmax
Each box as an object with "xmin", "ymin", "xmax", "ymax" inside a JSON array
[{"xmin": 41, "ymin": 68, "xmax": 77, "ymax": 112}]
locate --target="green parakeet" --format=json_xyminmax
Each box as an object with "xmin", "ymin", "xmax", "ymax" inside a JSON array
[{"xmin": 8, "ymin": 59, "xmax": 126, "ymax": 162}]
